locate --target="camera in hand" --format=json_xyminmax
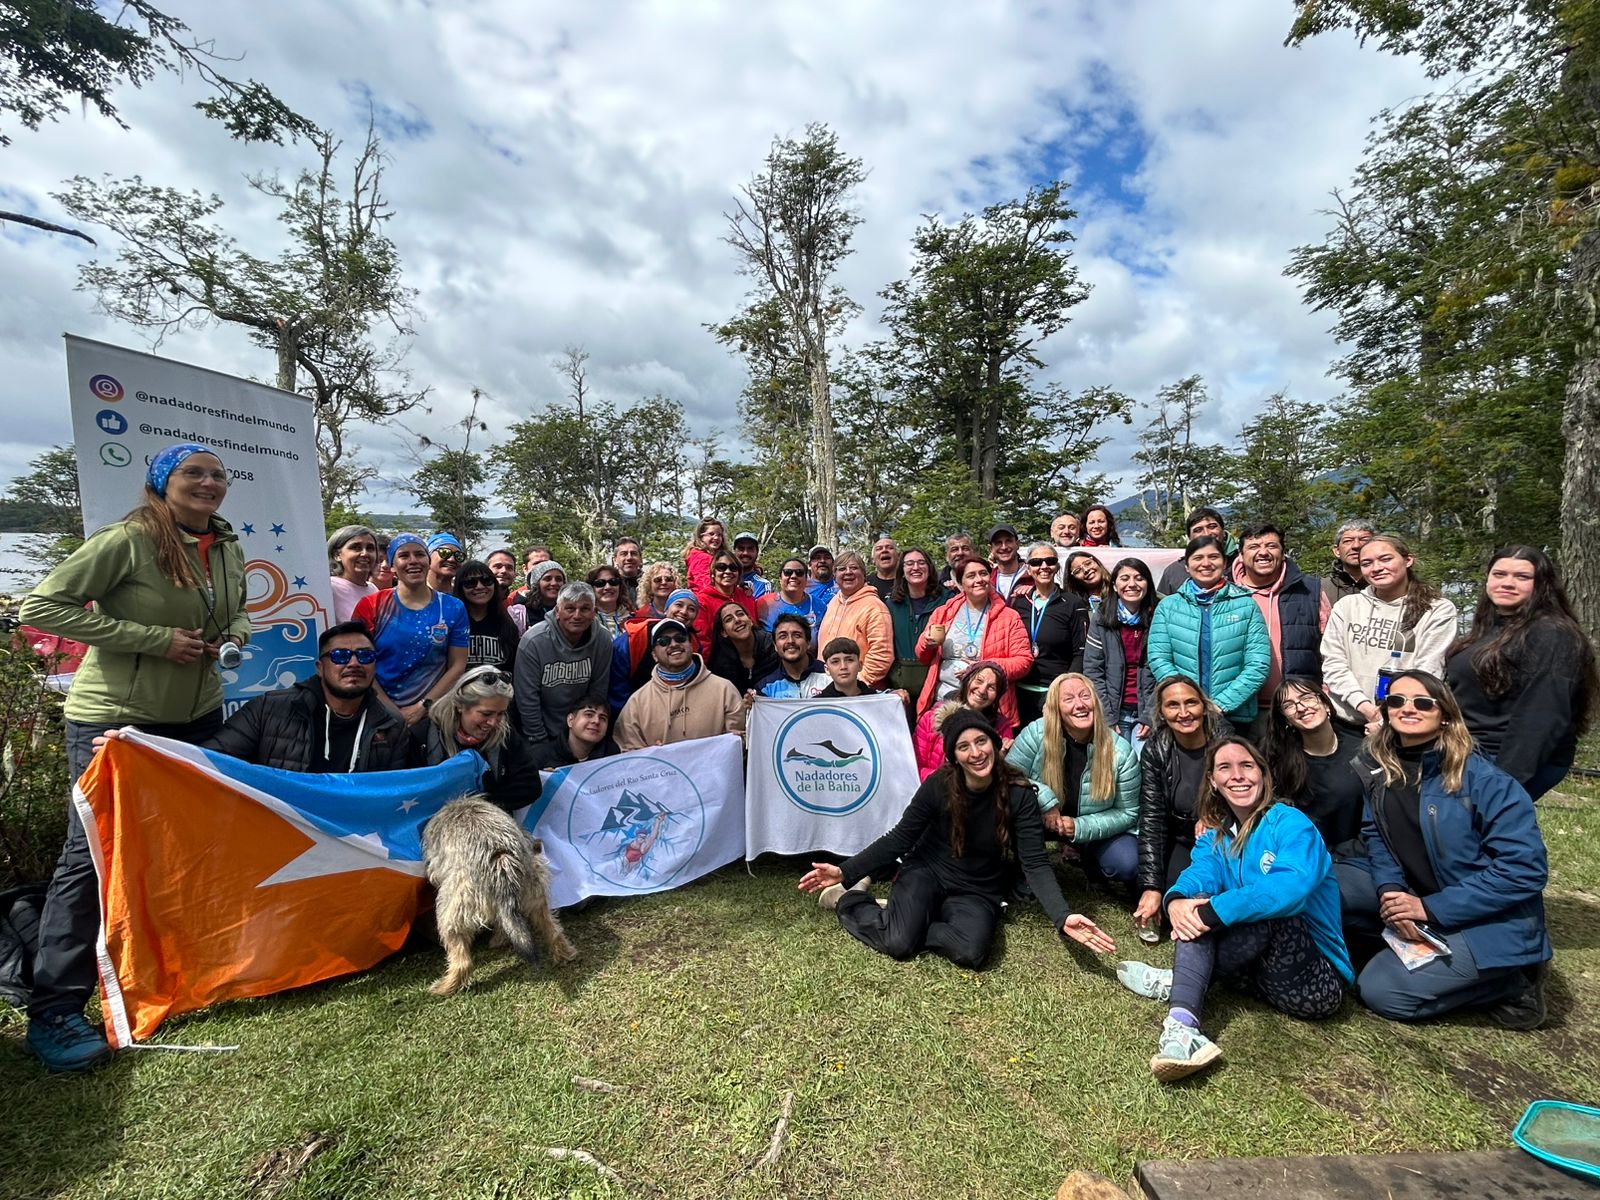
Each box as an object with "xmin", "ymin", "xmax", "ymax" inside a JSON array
[{"xmin": 216, "ymin": 640, "xmax": 243, "ymax": 670}]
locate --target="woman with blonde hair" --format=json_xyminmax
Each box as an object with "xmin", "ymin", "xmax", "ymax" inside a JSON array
[
  {"xmin": 1321, "ymin": 532, "xmax": 1458, "ymax": 733},
  {"xmin": 637, "ymin": 561, "xmax": 679, "ymax": 619},
  {"xmin": 1008, "ymin": 673, "xmax": 1140, "ymax": 888},
  {"xmin": 683, "ymin": 517, "xmax": 726, "ymax": 592},
  {"xmin": 1346, "ymin": 670, "xmax": 1552, "ymax": 1027},
  {"xmin": 414, "ymin": 665, "xmax": 541, "ymax": 813},
  {"xmin": 1117, "ymin": 736, "xmax": 1352, "ymax": 1081}
]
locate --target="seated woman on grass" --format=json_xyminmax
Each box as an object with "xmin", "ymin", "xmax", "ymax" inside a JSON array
[
  {"xmin": 1117, "ymin": 736, "xmax": 1352, "ymax": 1082},
  {"xmin": 1007, "ymin": 672, "xmax": 1141, "ymax": 890},
  {"xmin": 1346, "ymin": 670, "xmax": 1552, "ymax": 1029},
  {"xmin": 798, "ymin": 709, "xmax": 1116, "ymax": 971}
]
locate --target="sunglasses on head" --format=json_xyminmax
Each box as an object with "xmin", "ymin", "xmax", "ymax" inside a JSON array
[
  {"xmin": 653, "ymin": 633, "xmax": 691, "ymax": 647},
  {"xmin": 1383, "ymin": 693, "xmax": 1439, "ymax": 712},
  {"xmin": 465, "ymin": 667, "xmax": 512, "ymax": 687},
  {"xmin": 321, "ymin": 647, "xmax": 377, "ymax": 665},
  {"xmin": 1028, "ymin": 557, "xmax": 1058, "ymax": 567}
]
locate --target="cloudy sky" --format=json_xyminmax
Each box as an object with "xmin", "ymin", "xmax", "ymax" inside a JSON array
[{"xmin": 0, "ymin": 1, "xmax": 1433, "ymax": 512}]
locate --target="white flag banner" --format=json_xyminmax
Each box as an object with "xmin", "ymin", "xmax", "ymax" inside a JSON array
[
  {"xmin": 529, "ymin": 735, "xmax": 746, "ymax": 908},
  {"xmin": 64, "ymin": 335, "xmax": 332, "ymax": 716},
  {"xmin": 744, "ymin": 694, "xmax": 919, "ymax": 859}
]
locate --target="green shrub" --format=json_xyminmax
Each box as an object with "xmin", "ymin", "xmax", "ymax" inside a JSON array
[{"xmin": 0, "ymin": 620, "xmax": 68, "ymax": 888}]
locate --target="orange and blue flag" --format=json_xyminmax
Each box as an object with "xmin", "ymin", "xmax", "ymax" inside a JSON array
[{"xmin": 75, "ymin": 731, "xmax": 484, "ymax": 1046}]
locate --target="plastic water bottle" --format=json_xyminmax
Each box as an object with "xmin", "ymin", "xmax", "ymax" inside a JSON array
[{"xmin": 1375, "ymin": 649, "xmax": 1403, "ymax": 701}]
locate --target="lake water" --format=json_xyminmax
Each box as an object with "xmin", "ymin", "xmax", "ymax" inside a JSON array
[{"xmin": 0, "ymin": 532, "xmax": 45, "ymax": 597}]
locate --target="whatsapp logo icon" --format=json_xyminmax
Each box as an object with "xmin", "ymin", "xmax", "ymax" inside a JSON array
[{"xmin": 99, "ymin": 443, "xmax": 132, "ymax": 467}]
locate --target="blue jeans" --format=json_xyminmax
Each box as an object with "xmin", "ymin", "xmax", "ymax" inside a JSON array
[
  {"xmin": 1115, "ymin": 708, "xmax": 1146, "ymax": 758},
  {"xmin": 1075, "ymin": 832, "xmax": 1139, "ymax": 888},
  {"xmin": 1357, "ymin": 928, "xmax": 1526, "ymax": 1022}
]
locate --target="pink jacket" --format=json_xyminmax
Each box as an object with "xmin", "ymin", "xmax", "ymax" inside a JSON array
[
  {"xmin": 913, "ymin": 700, "xmax": 1018, "ymax": 779},
  {"xmin": 914, "ymin": 594, "xmax": 1034, "ymax": 728}
]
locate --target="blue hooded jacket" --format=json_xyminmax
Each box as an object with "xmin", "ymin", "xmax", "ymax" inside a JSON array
[{"xmin": 1168, "ymin": 803, "xmax": 1354, "ymax": 984}]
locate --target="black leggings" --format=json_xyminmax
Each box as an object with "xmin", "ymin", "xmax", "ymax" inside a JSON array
[
  {"xmin": 1169, "ymin": 915, "xmax": 1344, "ymax": 1024},
  {"xmin": 836, "ymin": 864, "xmax": 1000, "ymax": 970}
]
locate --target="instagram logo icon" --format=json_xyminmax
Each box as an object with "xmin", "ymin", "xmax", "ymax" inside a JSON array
[{"xmin": 89, "ymin": 374, "xmax": 124, "ymax": 402}]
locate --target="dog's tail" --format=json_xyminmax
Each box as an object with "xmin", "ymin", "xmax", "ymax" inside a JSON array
[{"xmin": 488, "ymin": 849, "xmax": 540, "ymax": 962}]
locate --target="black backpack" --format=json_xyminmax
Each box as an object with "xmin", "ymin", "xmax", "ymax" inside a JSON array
[{"xmin": 0, "ymin": 883, "xmax": 47, "ymax": 1011}]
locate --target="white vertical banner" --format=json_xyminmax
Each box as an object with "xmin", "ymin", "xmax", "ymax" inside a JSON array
[
  {"xmin": 64, "ymin": 335, "xmax": 333, "ymax": 713},
  {"xmin": 744, "ymin": 694, "xmax": 919, "ymax": 859}
]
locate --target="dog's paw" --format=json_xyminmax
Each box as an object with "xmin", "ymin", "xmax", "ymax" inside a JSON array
[{"xmin": 551, "ymin": 940, "xmax": 578, "ymax": 965}]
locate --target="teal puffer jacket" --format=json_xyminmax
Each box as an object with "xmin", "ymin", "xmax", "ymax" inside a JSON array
[
  {"xmin": 1007, "ymin": 719, "xmax": 1141, "ymax": 842},
  {"xmin": 1147, "ymin": 584, "xmax": 1271, "ymax": 721}
]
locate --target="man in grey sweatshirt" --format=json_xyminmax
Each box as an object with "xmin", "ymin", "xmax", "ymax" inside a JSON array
[{"xmin": 514, "ymin": 581, "xmax": 613, "ymax": 741}]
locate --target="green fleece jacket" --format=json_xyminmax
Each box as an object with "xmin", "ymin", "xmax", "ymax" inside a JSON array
[
  {"xmin": 19, "ymin": 517, "xmax": 250, "ymax": 724},
  {"xmin": 1007, "ymin": 718, "xmax": 1141, "ymax": 842}
]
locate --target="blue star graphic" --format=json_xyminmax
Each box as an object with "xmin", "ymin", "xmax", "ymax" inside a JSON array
[
  {"xmin": 275, "ymin": 545, "xmax": 284, "ymax": 553},
  {"xmin": 270, "ymin": 523, "xmax": 287, "ymax": 536},
  {"xmin": 292, "ymin": 576, "xmax": 307, "ymax": 588},
  {"xmin": 240, "ymin": 523, "xmax": 255, "ymax": 535}
]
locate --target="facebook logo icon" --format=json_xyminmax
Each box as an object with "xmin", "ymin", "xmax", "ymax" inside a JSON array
[{"xmin": 96, "ymin": 409, "xmax": 128, "ymax": 435}]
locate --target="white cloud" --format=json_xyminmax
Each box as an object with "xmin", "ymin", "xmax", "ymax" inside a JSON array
[{"xmin": 0, "ymin": 0, "xmax": 1432, "ymax": 512}]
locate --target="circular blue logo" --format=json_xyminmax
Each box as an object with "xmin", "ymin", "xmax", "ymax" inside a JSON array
[
  {"xmin": 96, "ymin": 408, "xmax": 128, "ymax": 435},
  {"xmin": 771, "ymin": 705, "xmax": 881, "ymax": 815},
  {"xmin": 565, "ymin": 755, "xmax": 706, "ymax": 890}
]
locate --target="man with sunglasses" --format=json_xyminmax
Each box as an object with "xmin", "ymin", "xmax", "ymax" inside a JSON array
[
  {"xmin": 615, "ymin": 618, "xmax": 744, "ymax": 750},
  {"xmin": 200, "ymin": 621, "xmax": 411, "ymax": 772}
]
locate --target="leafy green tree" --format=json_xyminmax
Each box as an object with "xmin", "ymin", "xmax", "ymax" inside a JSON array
[
  {"xmin": 2, "ymin": 446, "xmax": 83, "ymax": 569},
  {"xmin": 55, "ymin": 124, "xmax": 426, "ymax": 514},
  {"xmin": 403, "ymin": 390, "xmax": 491, "ymax": 552},
  {"xmin": 1130, "ymin": 376, "xmax": 1220, "ymax": 545},
  {"xmin": 713, "ymin": 124, "xmax": 866, "ymax": 548},
  {"xmin": 1215, "ymin": 391, "xmax": 1337, "ymax": 554},
  {"xmin": 878, "ymin": 182, "xmax": 1094, "ymax": 502},
  {"xmin": 1289, "ymin": 0, "xmax": 1600, "ymax": 632}
]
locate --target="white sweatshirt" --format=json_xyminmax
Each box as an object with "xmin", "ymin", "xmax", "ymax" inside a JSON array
[{"xmin": 1320, "ymin": 589, "xmax": 1459, "ymax": 723}]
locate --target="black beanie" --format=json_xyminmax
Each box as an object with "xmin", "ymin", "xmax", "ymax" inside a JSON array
[{"xmin": 941, "ymin": 706, "xmax": 1000, "ymax": 763}]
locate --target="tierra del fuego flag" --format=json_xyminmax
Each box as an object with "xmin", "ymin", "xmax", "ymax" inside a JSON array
[{"xmin": 76, "ymin": 731, "xmax": 486, "ymax": 1046}]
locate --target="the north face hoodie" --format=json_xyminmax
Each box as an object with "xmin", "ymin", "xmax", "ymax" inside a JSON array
[{"xmin": 1321, "ymin": 588, "xmax": 1459, "ymax": 724}]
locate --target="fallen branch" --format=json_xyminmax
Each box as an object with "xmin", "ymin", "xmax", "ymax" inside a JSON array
[
  {"xmin": 545, "ymin": 1147, "xmax": 624, "ymax": 1185},
  {"xmin": 571, "ymin": 1075, "xmax": 619, "ymax": 1093},
  {"xmin": 0, "ymin": 211, "xmax": 96, "ymax": 244},
  {"xmin": 756, "ymin": 1089, "xmax": 796, "ymax": 1169}
]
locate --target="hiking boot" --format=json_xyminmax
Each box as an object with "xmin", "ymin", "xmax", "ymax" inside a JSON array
[
  {"xmin": 1117, "ymin": 960, "xmax": 1173, "ymax": 1002},
  {"xmin": 1151, "ymin": 1015, "xmax": 1221, "ymax": 1082},
  {"xmin": 26, "ymin": 1009, "xmax": 112, "ymax": 1074},
  {"xmin": 1488, "ymin": 962, "xmax": 1549, "ymax": 1031}
]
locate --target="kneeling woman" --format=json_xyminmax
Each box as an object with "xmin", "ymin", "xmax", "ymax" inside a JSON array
[
  {"xmin": 1118, "ymin": 737, "xmax": 1352, "ymax": 1081},
  {"xmin": 799, "ymin": 710, "xmax": 1116, "ymax": 970},
  {"xmin": 415, "ymin": 666, "xmax": 542, "ymax": 812},
  {"xmin": 1352, "ymin": 670, "xmax": 1551, "ymax": 1027},
  {"xmin": 1008, "ymin": 673, "xmax": 1141, "ymax": 888}
]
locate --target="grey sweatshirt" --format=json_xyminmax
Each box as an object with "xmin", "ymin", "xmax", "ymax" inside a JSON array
[
  {"xmin": 514, "ymin": 617, "xmax": 613, "ymax": 741},
  {"xmin": 1320, "ymin": 589, "xmax": 1459, "ymax": 723}
]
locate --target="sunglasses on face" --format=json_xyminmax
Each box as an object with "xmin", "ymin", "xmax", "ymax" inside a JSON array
[
  {"xmin": 1028, "ymin": 557, "xmax": 1058, "ymax": 568},
  {"xmin": 713, "ymin": 563, "xmax": 739, "ymax": 573},
  {"xmin": 1384, "ymin": 694, "xmax": 1439, "ymax": 712},
  {"xmin": 460, "ymin": 577, "xmax": 494, "ymax": 589},
  {"xmin": 653, "ymin": 633, "xmax": 691, "ymax": 647},
  {"xmin": 434, "ymin": 549, "xmax": 463, "ymax": 562},
  {"xmin": 780, "ymin": 568, "xmax": 807, "ymax": 577},
  {"xmin": 321, "ymin": 647, "xmax": 377, "ymax": 665},
  {"xmin": 593, "ymin": 578, "xmax": 622, "ymax": 588}
]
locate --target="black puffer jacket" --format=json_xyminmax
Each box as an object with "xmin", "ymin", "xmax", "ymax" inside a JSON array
[
  {"xmin": 202, "ymin": 679, "xmax": 411, "ymax": 772},
  {"xmin": 415, "ymin": 722, "xmax": 543, "ymax": 813},
  {"xmin": 1135, "ymin": 713, "xmax": 1223, "ymax": 891}
]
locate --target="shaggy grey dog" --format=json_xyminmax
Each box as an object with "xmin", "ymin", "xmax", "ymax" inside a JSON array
[{"xmin": 421, "ymin": 794, "xmax": 577, "ymax": 995}]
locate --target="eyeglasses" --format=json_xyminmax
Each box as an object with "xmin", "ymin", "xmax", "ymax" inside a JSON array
[
  {"xmin": 321, "ymin": 647, "xmax": 377, "ymax": 665},
  {"xmin": 1279, "ymin": 696, "xmax": 1323, "ymax": 715},
  {"xmin": 460, "ymin": 577, "xmax": 494, "ymax": 590},
  {"xmin": 1028, "ymin": 557, "xmax": 1058, "ymax": 568},
  {"xmin": 434, "ymin": 549, "xmax": 463, "ymax": 562},
  {"xmin": 780, "ymin": 568, "xmax": 807, "ymax": 577},
  {"xmin": 1383, "ymin": 694, "xmax": 1439, "ymax": 713},
  {"xmin": 653, "ymin": 633, "xmax": 691, "ymax": 647},
  {"xmin": 174, "ymin": 466, "xmax": 230, "ymax": 484},
  {"xmin": 593, "ymin": 578, "xmax": 622, "ymax": 589}
]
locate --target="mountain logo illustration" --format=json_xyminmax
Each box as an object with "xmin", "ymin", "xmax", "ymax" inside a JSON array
[{"xmin": 784, "ymin": 739, "xmax": 867, "ymax": 768}]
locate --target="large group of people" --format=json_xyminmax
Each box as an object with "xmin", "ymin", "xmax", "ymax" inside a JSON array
[{"xmin": 13, "ymin": 442, "xmax": 1596, "ymax": 1084}]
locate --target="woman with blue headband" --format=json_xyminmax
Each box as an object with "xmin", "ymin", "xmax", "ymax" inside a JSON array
[
  {"xmin": 18, "ymin": 442, "xmax": 249, "ymax": 1075},
  {"xmin": 352, "ymin": 532, "xmax": 469, "ymax": 726}
]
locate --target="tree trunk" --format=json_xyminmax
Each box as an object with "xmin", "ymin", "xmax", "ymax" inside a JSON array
[
  {"xmin": 1561, "ymin": 325, "xmax": 1600, "ymax": 644},
  {"xmin": 979, "ymin": 354, "xmax": 1002, "ymax": 500},
  {"xmin": 810, "ymin": 346, "xmax": 837, "ymax": 549},
  {"xmin": 275, "ymin": 328, "xmax": 297, "ymax": 393}
]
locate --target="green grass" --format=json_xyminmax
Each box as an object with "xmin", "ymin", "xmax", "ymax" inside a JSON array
[{"xmin": 5, "ymin": 786, "xmax": 1600, "ymax": 1200}]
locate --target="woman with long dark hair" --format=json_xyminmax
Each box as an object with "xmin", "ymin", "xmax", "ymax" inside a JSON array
[
  {"xmin": 886, "ymin": 546, "xmax": 941, "ymax": 700},
  {"xmin": 1260, "ymin": 677, "xmax": 1366, "ymax": 852},
  {"xmin": 1010, "ymin": 541, "xmax": 1088, "ymax": 726},
  {"xmin": 1444, "ymin": 545, "xmax": 1597, "ymax": 799},
  {"xmin": 1116, "ymin": 736, "xmax": 1351, "ymax": 1081},
  {"xmin": 798, "ymin": 709, "xmax": 1116, "ymax": 970},
  {"xmin": 692, "ymin": 549, "xmax": 758, "ymax": 653},
  {"xmin": 456, "ymin": 559, "xmax": 523, "ymax": 674},
  {"xmin": 707, "ymin": 598, "xmax": 778, "ymax": 695},
  {"xmin": 1348, "ymin": 670, "xmax": 1552, "ymax": 1027},
  {"xmin": 18, "ymin": 442, "xmax": 249, "ymax": 1072},
  {"xmin": 1084, "ymin": 556, "xmax": 1158, "ymax": 746},
  {"xmin": 1321, "ymin": 533, "xmax": 1458, "ymax": 733},
  {"xmin": 912, "ymin": 660, "xmax": 1014, "ymax": 779},
  {"xmin": 1132, "ymin": 676, "xmax": 1223, "ymax": 944},
  {"xmin": 1079, "ymin": 504, "xmax": 1123, "ymax": 548},
  {"xmin": 1064, "ymin": 551, "xmax": 1109, "ymax": 616}
]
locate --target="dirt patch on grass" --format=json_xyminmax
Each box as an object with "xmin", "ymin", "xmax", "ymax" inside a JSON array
[
  {"xmin": 1443, "ymin": 1056, "xmax": 1557, "ymax": 1124},
  {"xmin": 246, "ymin": 1131, "xmax": 336, "ymax": 1197}
]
